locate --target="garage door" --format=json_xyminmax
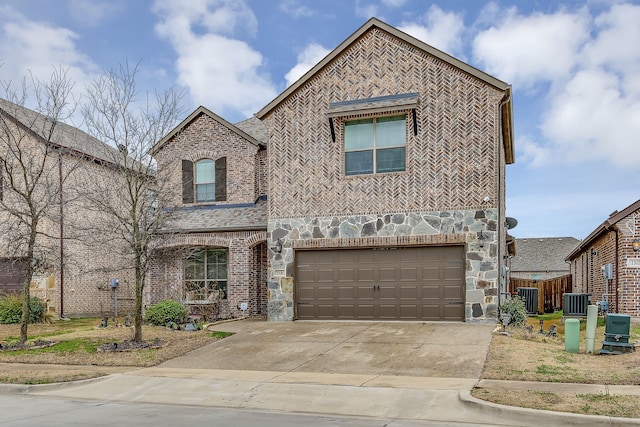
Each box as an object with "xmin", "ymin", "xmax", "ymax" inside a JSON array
[
  {"xmin": 0, "ymin": 258, "xmax": 28, "ymax": 293},
  {"xmin": 295, "ymin": 246, "xmax": 465, "ymax": 321}
]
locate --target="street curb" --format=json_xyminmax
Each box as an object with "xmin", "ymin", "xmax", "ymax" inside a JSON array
[
  {"xmin": 459, "ymin": 390, "xmax": 640, "ymax": 426},
  {"xmin": 0, "ymin": 372, "xmax": 125, "ymax": 396}
]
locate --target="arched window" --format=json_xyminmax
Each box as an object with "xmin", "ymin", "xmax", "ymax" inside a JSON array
[
  {"xmin": 182, "ymin": 157, "xmax": 226, "ymax": 203},
  {"xmin": 195, "ymin": 159, "xmax": 215, "ymax": 202}
]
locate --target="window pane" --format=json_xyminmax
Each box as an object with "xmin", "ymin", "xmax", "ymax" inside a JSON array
[
  {"xmin": 345, "ymin": 119, "xmax": 374, "ymax": 150},
  {"xmin": 195, "ymin": 159, "xmax": 215, "ymax": 184},
  {"xmin": 345, "ymin": 150, "xmax": 373, "ymax": 175},
  {"xmin": 196, "ymin": 183, "xmax": 215, "ymax": 202},
  {"xmin": 377, "ymin": 147, "xmax": 406, "ymax": 173},
  {"xmin": 376, "ymin": 116, "xmax": 406, "ymax": 148}
]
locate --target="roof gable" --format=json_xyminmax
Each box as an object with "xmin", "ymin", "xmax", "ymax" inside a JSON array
[
  {"xmin": 150, "ymin": 106, "xmax": 263, "ymax": 156},
  {"xmin": 0, "ymin": 97, "xmax": 122, "ymax": 165},
  {"xmin": 566, "ymin": 198, "xmax": 640, "ymax": 260},
  {"xmin": 255, "ymin": 17, "xmax": 514, "ymax": 164}
]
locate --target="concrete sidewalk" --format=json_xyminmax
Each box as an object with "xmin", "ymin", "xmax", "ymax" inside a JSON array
[
  {"xmin": 0, "ymin": 320, "xmax": 639, "ymax": 426},
  {"xmin": 1, "ymin": 367, "xmax": 636, "ymax": 426}
]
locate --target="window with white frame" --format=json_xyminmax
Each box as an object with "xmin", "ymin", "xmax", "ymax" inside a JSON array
[
  {"xmin": 194, "ymin": 159, "xmax": 215, "ymax": 202},
  {"xmin": 184, "ymin": 248, "xmax": 228, "ymax": 301},
  {"xmin": 344, "ymin": 115, "xmax": 406, "ymax": 176}
]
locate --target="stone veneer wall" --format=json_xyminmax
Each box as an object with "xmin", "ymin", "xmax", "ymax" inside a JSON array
[{"xmin": 267, "ymin": 208, "xmax": 499, "ymax": 322}]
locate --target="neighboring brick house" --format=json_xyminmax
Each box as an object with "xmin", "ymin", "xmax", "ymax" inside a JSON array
[
  {"xmin": 257, "ymin": 18, "xmax": 514, "ymax": 322},
  {"xmin": 147, "ymin": 107, "xmax": 269, "ymax": 319},
  {"xmin": 566, "ymin": 199, "xmax": 640, "ymax": 317},
  {"xmin": 510, "ymin": 237, "xmax": 579, "ymax": 280},
  {"xmin": 0, "ymin": 98, "xmax": 135, "ymax": 317}
]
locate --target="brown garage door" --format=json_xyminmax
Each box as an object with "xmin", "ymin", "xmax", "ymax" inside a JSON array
[
  {"xmin": 295, "ymin": 246, "xmax": 465, "ymax": 321},
  {"xmin": 0, "ymin": 258, "xmax": 28, "ymax": 293}
]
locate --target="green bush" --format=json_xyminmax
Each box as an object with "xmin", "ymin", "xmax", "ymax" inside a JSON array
[
  {"xmin": 0, "ymin": 293, "xmax": 46, "ymax": 324},
  {"xmin": 144, "ymin": 299, "xmax": 187, "ymax": 326},
  {"xmin": 501, "ymin": 296, "xmax": 528, "ymax": 326}
]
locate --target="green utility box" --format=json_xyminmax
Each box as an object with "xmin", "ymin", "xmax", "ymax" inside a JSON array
[{"xmin": 600, "ymin": 313, "xmax": 635, "ymax": 355}]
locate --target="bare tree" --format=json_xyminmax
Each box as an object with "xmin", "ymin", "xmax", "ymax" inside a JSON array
[
  {"xmin": 0, "ymin": 68, "xmax": 77, "ymax": 344},
  {"xmin": 81, "ymin": 62, "xmax": 183, "ymax": 342}
]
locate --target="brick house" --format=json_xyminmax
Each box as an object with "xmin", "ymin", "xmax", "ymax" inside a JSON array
[
  {"xmin": 510, "ymin": 237, "xmax": 579, "ymax": 280},
  {"xmin": 149, "ymin": 18, "xmax": 514, "ymax": 323},
  {"xmin": 147, "ymin": 106, "xmax": 269, "ymax": 319},
  {"xmin": 0, "ymin": 98, "xmax": 135, "ymax": 317},
  {"xmin": 257, "ymin": 18, "xmax": 514, "ymax": 322},
  {"xmin": 566, "ymin": 199, "xmax": 640, "ymax": 317}
]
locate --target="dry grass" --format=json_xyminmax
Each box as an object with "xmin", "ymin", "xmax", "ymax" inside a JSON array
[
  {"xmin": 474, "ymin": 315, "xmax": 640, "ymax": 418},
  {"xmin": 0, "ymin": 317, "xmax": 222, "ymax": 384}
]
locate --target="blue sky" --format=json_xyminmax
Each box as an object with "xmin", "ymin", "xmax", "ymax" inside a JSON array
[{"xmin": 1, "ymin": 0, "xmax": 639, "ymax": 241}]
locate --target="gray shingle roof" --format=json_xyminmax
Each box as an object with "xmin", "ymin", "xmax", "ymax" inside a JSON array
[
  {"xmin": 511, "ymin": 237, "xmax": 580, "ymax": 273},
  {"xmin": 161, "ymin": 197, "xmax": 267, "ymax": 233},
  {"xmin": 0, "ymin": 98, "xmax": 121, "ymax": 165},
  {"xmin": 235, "ymin": 116, "xmax": 268, "ymax": 145}
]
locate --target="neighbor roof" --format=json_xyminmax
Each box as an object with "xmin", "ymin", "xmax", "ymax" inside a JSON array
[
  {"xmin": 150, "ymin": 106, "xmax": 265, "ymax": 156},
  {"xmin": 511, "ymin": 237, "xmax": 580, "ymax": 273},
  {"xmin": 0, "ymin": 97, "xmax": 122, "ymax": 165},
  {"xmin": 255, "ymin": 17, "xmax": 514, "ymax": 164},
  {"xmin": 566, "ymin": 199, "xmax": 640, "ymax": 260}
]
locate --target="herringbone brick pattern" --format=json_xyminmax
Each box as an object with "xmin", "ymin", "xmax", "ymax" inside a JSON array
[{"xmin": 263, "ymin": 28, "xmax": 503, "ymax": 219}]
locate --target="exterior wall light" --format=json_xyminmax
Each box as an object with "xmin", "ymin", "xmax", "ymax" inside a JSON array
[
  {"xmin": 478, "ymin": 231, "xmax": 486, "ymax": 248},
  {"xmin": 272, "ymin": 238, "xmax": 283, "ymax": 254},
  {"xmin": 633, "ymin": 239, "xmax": 640, "ymax": 252}
]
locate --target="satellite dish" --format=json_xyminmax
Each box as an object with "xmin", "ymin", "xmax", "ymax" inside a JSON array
[{"xmin": 506, "ymin": 217, "xmax": 518, "ymax": 229}]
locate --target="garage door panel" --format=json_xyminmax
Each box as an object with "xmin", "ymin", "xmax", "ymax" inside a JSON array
[
  {"xmin": 398, "ymin": 285, "xmax": 418, "ymax": 300},
  {"xmin": 357, "ymin": 268, "xmax": 374, "ymax": 281},
  {"xmin": 295, "ymin": 246, "xmax": 464, "ymax": 321},
  {"xmin": 399, "ymin": 267, "xmax": 418, "ymax": 281},
  {"xmin": 422, "ymin": 266, "xmax": 440, "ymax": 281}
]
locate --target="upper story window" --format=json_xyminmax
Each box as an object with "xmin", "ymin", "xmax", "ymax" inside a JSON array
[
  {"xmin": 182, "ymin": 157, "xmax": 226, "ymax": 204},
  {"xmin": 195, "ymin": 159, "xmax": 215, "ymax": 202},
  {"xmin": 344, "ymin": 115, "xmax": 406, "ymax": 176}
]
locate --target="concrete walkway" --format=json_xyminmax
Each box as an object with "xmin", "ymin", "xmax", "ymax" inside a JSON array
[{"xmin": 0, "ymin": 320, "xmax": 638, "ymax": 426}]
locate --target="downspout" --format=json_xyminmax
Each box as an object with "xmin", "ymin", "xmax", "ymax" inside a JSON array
[
  {"xmin": 613, "ymin": 226, "xmax": 619, "ymax": 313},
  {"xmin": 58, "ymin": 153, "xmax": 64, "ymax": 318},
  {"xmin": 497, "ymin": 94, "xmax": 511, "ymax": 312}
]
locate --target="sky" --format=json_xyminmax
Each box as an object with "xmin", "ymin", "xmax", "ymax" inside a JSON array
[{"xmin": 1, "ymin": 0, "xmax": 639, "ymax": 241}]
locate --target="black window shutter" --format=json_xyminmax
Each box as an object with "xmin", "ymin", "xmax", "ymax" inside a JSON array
[
  {"xmin": 215, "ymin": 157, "xmax": 227, "ymax": 201},
  {"xmin": 182, "ymin": 159, "xmax": 193, "ymax": 203}
]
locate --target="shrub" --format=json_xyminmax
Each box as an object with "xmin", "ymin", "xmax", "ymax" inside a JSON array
[
  {"xmin": 501, "ymin": 296, "xmax": 528, "ymax": 326},
  {"xmin": 0, "ymin": 293, "xmax": 46, "ymax": 324},
  {"xmin": 144, "ymin": 299, "xmax": 187, "ymax": 326}
]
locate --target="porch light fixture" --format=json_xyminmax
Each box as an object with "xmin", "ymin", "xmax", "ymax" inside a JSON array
[
  {"xmin": 272, "ymin": 238, "xmax": 283, "ymax": 254},
  {"xmin": 633, "ymin": 239, "xmax": 640, "ymax": 252},
  {"xmin": 478, "ymin": 231, "xmax": 486, "ymax": 248}
]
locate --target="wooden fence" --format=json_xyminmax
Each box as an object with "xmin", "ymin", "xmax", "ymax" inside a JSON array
[{"xmin": 508, "ymin": 274, "xmax": 573, "ymax": 314}]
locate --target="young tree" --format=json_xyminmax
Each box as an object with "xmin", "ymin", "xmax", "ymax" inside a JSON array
[
  {"xmin": 0, "ymin": 68, "xmax": 77, "ymax": 344},
  {"xmin": 82, "ymin": 62, "xmax": 183, "ymax": 342}
]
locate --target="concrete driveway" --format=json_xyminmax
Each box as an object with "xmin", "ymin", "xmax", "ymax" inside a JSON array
[{"xmin": 160, "ymin": 320, "xmax": 494, "ymax": 379}]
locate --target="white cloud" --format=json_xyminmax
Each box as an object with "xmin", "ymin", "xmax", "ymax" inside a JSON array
[
  {"xmin": 284, "ymin": 43, "xmax": 330, "ymax": 87},
  {"xmin": 0, "ymin": 5, "xmax": 96, "ymax": 98},
  {"xmin": 382, "ymin": 0, "xmax": 407, "ymax": 7},
  {"xmin": 279, "ymin": 0, "xmax": 316, "ymax": 18},
  {"xmin": 355, "ymin": 1, "xmax": 379, "ymax": 20},
  {"xmin": 153, "ymin": 0, "xmax": 276, "ymax": 119},
  {"xmin": 515, "ymin": 135, "xmax": 550, "ymax": 168},
  {"xmin": 67, "ymin": 0, "xmax": 123, "ymax": 27},
  {"xmin": 399, "ymin": 5, "xmax": 465, "ymax": 57},
  {"xmin": 472, "ymin": 7, "xmax": 590, "ymax": 90},
  {"xmin": 542, "ymin": 68, "xmax": 640, "ymax": 167}
]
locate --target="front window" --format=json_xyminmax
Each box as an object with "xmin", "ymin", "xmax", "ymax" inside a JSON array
[
  {"xmin": 345, "ymin": 115, "xmax": 406, "ymax": 176},
  {"xmin": 184, "ymin": 248, "xmax": 227, "ymax": 301},
  {"xmin": 195, "ymin": 159, "xmax": 215, "ymax": 202}
]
